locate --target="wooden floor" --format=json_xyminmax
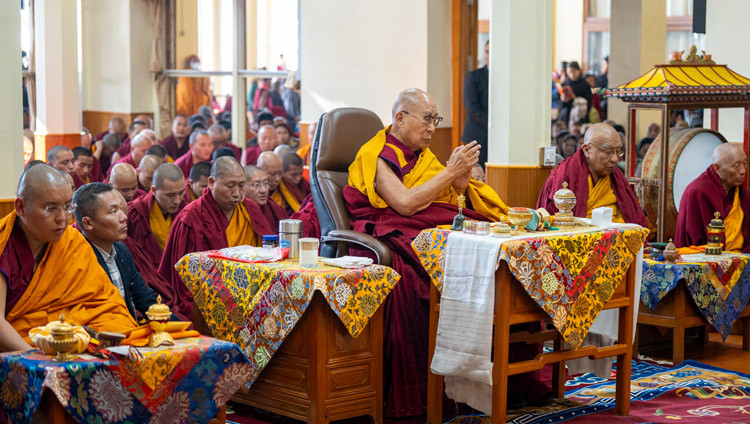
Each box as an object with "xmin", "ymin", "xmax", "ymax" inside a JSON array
[{"xmin": 648, "ymin": 332, "xmax": 750, "ymax": 373}]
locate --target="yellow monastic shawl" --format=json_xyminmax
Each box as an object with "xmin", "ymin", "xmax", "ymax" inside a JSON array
[
  {"xmin": 149, "ymin": 201, "xmax": 173, "ymax": 250},
  {"xmin": 276, "ymin": 180, "xmax": 302, "ymax": 213},
  {"xmin": 226, "ymin": 203, "xmax": 259, "ymax": 247},
  {"xmin": 725, "ymin": 188, "xmax": 744, "ymax": 252},
  {"xmin": 0, "ymin": 212, "xmax": 137, "ymax": 343},
  {"xmin": 348, "ymin": 127, "xmax": 508, "ymax": 221},
  {"xmin": 587, "ymin": 174, "xmax": 625, "ymax": 223}
]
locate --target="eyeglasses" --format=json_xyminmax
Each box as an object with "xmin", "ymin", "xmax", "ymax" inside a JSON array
[
  {"xmin": 249, "ymin": 181, "xmax": 270, "ymax": 189},
  {"xmin": 401, "ymin": 111, "xmax": 443, "ymax": 128},
  {"xmin": 43, "ymin": 202, "xmax": 76, "ymax": 216},
  {"xmin": 589, "ymin": 143, "xmax": 625, "ymax": 159}
]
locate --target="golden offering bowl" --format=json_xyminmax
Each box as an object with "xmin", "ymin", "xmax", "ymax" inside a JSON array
[
  {"xmin": 146, "ymin": 296, "xmax": 174, "ymax": 348},
  {"xmin": 507, "ymin": 208, "xmax": 533, "ymax": 232},
  {"xmin": 49, "ymin": 313, "xmax": 76, "ymax": 361}
]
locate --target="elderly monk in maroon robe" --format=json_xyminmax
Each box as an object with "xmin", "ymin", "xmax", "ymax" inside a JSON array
[
  {"xmin": 46, "ymin": 145, "xmax": 75, "ymax": 174},
  {"xmin": 272, "ymin": 152, "xmax": 311, "ymax": 215},
  {"xmin": 109, "ymin": 163, "xmax": 146, "ymax": 203},
  {"xmin": 343, "ymin": 88, "xmax": 512, "ymax": 417},
  {"xmin": 128, "ymin": 163, "xmax": 187, "ymax": 271},
  {"xmin": 112, "ymin": 119, "xmax": 149, "ymax": 162},
  {"xmin": 676, "ymin": 143, "xmax": 750, "ymax": 252},
  {"xmin": 160, "ymin": 114, "xmax": 191, "ymax": 160},
  {"xmin": 0, "ymin": 165, "xmax": 136, "ymax": 352},
  {"xmin": 107, "ymin": 132, "xmax": 154, "ymax": 177},
  {"xmin": 175, "ymin": 130, "xmax": 213, "ymax": 178},
  {"xmin": 244, "ymin": 165, "xmax": 288, "ymax": 230},
  {"xmin": 243, "ymin": 125, "xmax": 278, "ymax": 166},
  {"xmin": 137, "ymin": 155, "xmax": 161, "ymax": 193},
  {"xmin": 71, "ymin": 147, "xmax": 95, "ymax": 189},
  {"xmin": 537, "ymin": 123, "xmax": 648, "ymax": 226},
  {"xmin": 159, "ymin": 157, "xmax": 274, "ymax": 318}
]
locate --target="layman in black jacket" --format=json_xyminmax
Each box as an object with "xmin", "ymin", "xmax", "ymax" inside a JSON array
[
  {"xmin": 73, "ymin": 183, "xmax": 160, "ymax": 320},
  {"xmin": 462, "ymin": 40, "xmax": 490, "ymax": 167}
]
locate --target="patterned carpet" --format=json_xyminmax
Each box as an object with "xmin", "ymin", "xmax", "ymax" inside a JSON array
[
  {"xmin": 446, "ymin": 358, "xmax": 750, "ymax": 423},
  {"xmin": 225, "ymin": 357, "xmax": 750, "ymax": 424}
]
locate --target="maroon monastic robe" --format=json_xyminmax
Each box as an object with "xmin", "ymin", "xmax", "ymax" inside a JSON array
[
  {"xmin": 675, "ymin": 165, "xmax": 750, "ymax": 252},
  {"xmin": 116, "ymin": 138, "xmax": 132, "ymax": 158},
  {"xmin": 90, "ymin": 156, "xmax": 104, "ymax": 183},
  {"xmin": 227, "ymin": 143, "xmax": 243, "ymax": 161},
  {"xmin": 71, "ymin": 173, "xmax": 89, "ymax": 190},
  {"xmin": 174, "ymin": 152, "xmax": 194, "ymax": 179},
  {"xmin": 0, "ymin": 221, "xmax": 35, "ymax": 314},
  {"xmin": 158, "ymin": 188, "xmax": 274, "ymax": 318},
  {"xmin": 160, "ymin": 133, "xmax": 190, "ymax": 160},
  {"xmin": 536, "ymin": 148, "xmax": 648, "ymax": 227},
  {"xmin": 260, "ymin": 198, "xmax": 288, "ymax": 232},
  {"xmin": 243, "ymin": 145, "xmax": 262, "ymax": 166},
  {"xmin": 127, "ymin": 192, "xmax": 188, "ymax": 270}
]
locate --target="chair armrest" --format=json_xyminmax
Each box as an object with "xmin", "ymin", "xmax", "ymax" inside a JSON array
[{"xmin": 322, "ymin": 229, "xmax": 392, "ymax": 267}]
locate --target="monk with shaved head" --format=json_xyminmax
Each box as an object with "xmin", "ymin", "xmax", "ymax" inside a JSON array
[
  {"xmin": 0, "ymin": 165, "xmax": 136, "ymax": 350},
  {"xmin": 109, "ymin": 163, "xmax": 145, "ymax": 202},
  {"xmin": 342, "ymin": 88, "xmax": 510, "ymax": 416},
  {"xmin": 137, "ymin": 155, "xmax": 162, "ymax": 192},
  {"xmin": 174, "ymin": 130, "xmax": 213, "ymax": 178},
  {"xmin": 244, "ymin": 125, "xmax": 278, "ymax": 165},
  {"xmin": 159, "ymin": 157, "xmax": 273, "ymax": 317},
  {"xmin": 107, "ymin": 132, "xmax": 155, "ymax": 177},
  {"xmin": 128, "ymin": 163, "xmax": 187, "ymax": 273},
  {"xmin": 272, "ymin": 152, "xmax": 310, "ymax": 215},
  {"xmin": 537, "ymin": 122, "xmax": 647, "ymax": 226},
  {"xmin": 244, "ymin": 165, "xmax": 288, "ymax": 230},
  {"xmin": 676, "ymin": 143, "xmax": 749, "ymax": 252},
  {"xmin": 47, "ymin": 145, "xmax": 75, "ymax": 174}
]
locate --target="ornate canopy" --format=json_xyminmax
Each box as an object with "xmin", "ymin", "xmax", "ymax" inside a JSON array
[{"xmin": 606, "ymin": 46, "xmax": 750, "ymax": 103}]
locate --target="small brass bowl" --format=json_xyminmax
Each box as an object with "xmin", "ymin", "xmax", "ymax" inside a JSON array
[{"xmin": 507, "ymin": 208, "xmax": 533, "ymax": 232}]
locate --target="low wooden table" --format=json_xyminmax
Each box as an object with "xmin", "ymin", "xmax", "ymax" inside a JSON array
[
  {"xmin": 413, "ymin": 225, "xmax": 647, "ymax": 424},
  {"xmin": 636, "ymin": 254, "xmax": 750, "ymax": 364},
  {"xmin": 178, "ymin": 256, "xmax": 399, "ymax": 424}
]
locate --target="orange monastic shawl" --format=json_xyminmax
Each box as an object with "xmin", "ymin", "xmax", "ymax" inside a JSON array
[
  {"xmin": 1, "ymin": 212, "xmax": 137, "ymax": 342},
  {"xmin": 348, "ymin": 127, "xmax": 508, "ymax": 221}
]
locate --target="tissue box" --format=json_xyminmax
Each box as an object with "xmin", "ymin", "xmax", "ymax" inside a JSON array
[{"xmin": 591, "ymin": 207, "xmax": 613, "ymax": 226}]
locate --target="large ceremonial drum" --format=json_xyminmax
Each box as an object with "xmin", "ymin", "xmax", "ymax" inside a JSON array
[{"xmin": 640, "ymin": 127, "xmax": 727, "ymax": 238}]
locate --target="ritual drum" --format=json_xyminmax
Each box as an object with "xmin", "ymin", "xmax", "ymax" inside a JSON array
[{"xmin": 640, "ymin": 127, "xmax": 727, "ymax": 238}]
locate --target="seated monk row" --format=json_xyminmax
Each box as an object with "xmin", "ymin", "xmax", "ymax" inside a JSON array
[
  {"xmin": 0, "ymin": 165, "xmax": 136, "ymax": 351},
  {"xmin": 676, "ymin": 142, "xmax": 749, "ymax": 252},
  {"xmin": 160, "ymin": 157, "xmax": 274, "ymax": 318}
]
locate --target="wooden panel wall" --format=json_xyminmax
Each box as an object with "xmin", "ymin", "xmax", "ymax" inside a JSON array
[
  {"xmin": 82, "ymin": 111, "xmax": 155, "ymax": 137},
  {"xmin": 430, "ymin": 127, "xmax": 453, "ymax": 165},
  {"xmin": 486, "ymin": 165, "xmax": 553, "ymax": 209}
]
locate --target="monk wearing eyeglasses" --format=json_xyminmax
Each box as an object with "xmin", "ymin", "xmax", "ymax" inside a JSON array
[
  {"xmin": 537, "ymin": 123, "xmax": 647, "ymax": 226},
  {"xmin": 343, "ymin": 88, "xmax": 510, "ymax": 417},
  {"xmin": 244, "ymin": 165, "xmax": 288, "ymax": 230},
  {"xmin": 0, "ymin": 164, "xmax": 136, "ymax": 351},
  {"xmin": 675, "ymin": 143, "xmax": 750, "ymax": 252}
]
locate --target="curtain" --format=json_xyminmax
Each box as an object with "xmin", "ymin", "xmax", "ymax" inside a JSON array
[{"xmin": 149, "ymin": 0, "xmax": 173, "ymax": 139}]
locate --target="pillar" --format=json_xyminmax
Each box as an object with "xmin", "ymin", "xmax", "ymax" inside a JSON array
[
  {"xmin": 486, "ymin": 0, "xmax": 553, "ymax": 208},
  {"xmin": 0, "ymin": 0, "xmax": 24, "ymax": 198},
  {"xmin": 34, "ymin": 0, "xmax": 81, "ymax": 158},
  {"xmin": 81, "ymin": 0, "xmax": 154, "ymax": 137},
  {"xmin": 609, "ymin": 0, "xmax": 666, "ymax": 135},
  {"xmin": 704, "ymin": 0, "xmax": 750, "ymax": 141}
]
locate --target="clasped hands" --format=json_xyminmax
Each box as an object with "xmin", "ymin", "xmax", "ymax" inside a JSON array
[{"xmin": 446, "ymin": 140, "xmax": 481, "ymax": 192}]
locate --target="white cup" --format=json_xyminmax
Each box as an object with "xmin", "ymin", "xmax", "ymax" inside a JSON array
[{"xmin": 298, "ymin": 238, "xmax": 319, "ymax": 266}]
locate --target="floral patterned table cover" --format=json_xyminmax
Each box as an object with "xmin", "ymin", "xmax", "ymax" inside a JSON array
[
  {"xmin": 176, "ymin": 256, "xmax": 399, "ymax": 389},
  {"xmin": 0, "ymin": 336, "xmax": 252, "ymax": 424},
  {"xmin": 640, "ymin": 252, "xmax": 750, "ymax": 339},
  {"xmin": 412, "ymin": 225, "xmax": 648, "ymax": 349}
]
